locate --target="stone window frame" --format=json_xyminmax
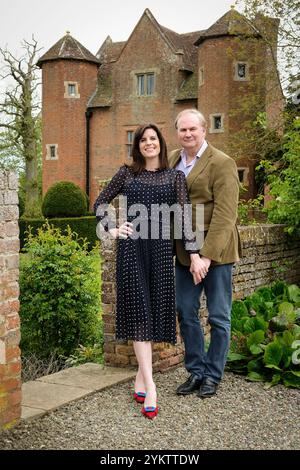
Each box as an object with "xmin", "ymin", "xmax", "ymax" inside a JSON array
[
  {"xmin": 209, "ymin": 113, "xmax": 225, "ymax": 133},
  {"xmin": 131, "ymin": 69, "xmax": 159, "ymax": 98},
  {"xmin": 64, "ymin": 81, "xmax": 80, "ymax": 98},
  {"xmin": 46, "ymin": 144, "xmax": 58, "ymax": 160},
  {"xmin": 234, "ymin": 61, "xmax": 250, "ymax": 81},
  {"xmin": 199, "ymin": 66, "xmax": 204, "ymax": 86},
  {"xmin": 136, "ymin": 72, "xmax": 155, "ymax": 96},
  {"xmin": 237, "ymin": 167, "xmax": 249, "ymax": 186}
]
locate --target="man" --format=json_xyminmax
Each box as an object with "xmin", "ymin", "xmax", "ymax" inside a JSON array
[{"xmin": 169, "ymin": 109, "xmax": 241, "ymax": 398}]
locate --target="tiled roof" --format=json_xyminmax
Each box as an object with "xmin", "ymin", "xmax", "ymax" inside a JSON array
[
  {"xmin": 96, "ymin": 36, "xmax": 125, "ymax": 63},
  {"xmin": 176, "ymin": 72, "xmax": 198, "ymax": 101},
  {"xmin": 87, "ymin": 64, "xmax": 112, "ymax": 108},
  {"xmin": 159, "ymin": 26, "xmax": 203, "ymax": 70},
  {"xmin": 194, "ymin": 8, "xmax": 259, "ymax": 45},
  {"xmin": 37, "ymin": 33, "xmax": 100, "ymax": 66},
  {"xmin": 90, "ymin": 9, "xmax": 204, "ymax": 108},
  {"xmin": 96, "ymin": 21, "xmax": 202, "ymax": 72}
]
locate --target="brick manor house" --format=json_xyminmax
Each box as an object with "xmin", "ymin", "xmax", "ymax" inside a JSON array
[{"xmin": 38, "ymin": 7, "xmax": 283, "ymax": 205}]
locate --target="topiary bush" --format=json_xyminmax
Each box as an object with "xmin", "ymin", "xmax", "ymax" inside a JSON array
[
  {"xmin": 20, "ymin": 222, "xmax": 102, "ymax": 359},
  {"xmin": 42, "ymin": 181, "xmax": 88, "ymax": 218}
]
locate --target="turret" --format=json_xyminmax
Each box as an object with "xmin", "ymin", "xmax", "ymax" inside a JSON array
[{"xmin": 38, "ymin": 32, "xmax": 100, "ymax": 196}]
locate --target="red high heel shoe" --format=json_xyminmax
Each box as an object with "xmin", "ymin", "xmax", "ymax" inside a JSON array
[
  {"xmin": 133, "ymin": 392, "xmax": 146, "ymax": 403},
  {"xmin": 141, "ymin": 406, "xmax": 159, "ymax": 419}
]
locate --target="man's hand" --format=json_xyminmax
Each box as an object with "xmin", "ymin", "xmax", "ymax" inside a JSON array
[{"xmin": 189, "ymin": 254, "xmax": 211, "ymax": 285}]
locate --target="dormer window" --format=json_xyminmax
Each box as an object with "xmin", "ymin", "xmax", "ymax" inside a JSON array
[
  {"xmin": 64, "ymin": 81, "xmax": 80, "ymax": 98},
  {"xmin": 234, "ymin": 62, "xmax": 249, "ymax": 81},
  {"xmin": 136, "ymin": 73, "xmax": 155, "ymax": 96}
]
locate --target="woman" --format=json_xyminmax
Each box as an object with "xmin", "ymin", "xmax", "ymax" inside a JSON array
[{"xmin": 94, "ymin": 124, "xmax": 196, "ymax": 419}]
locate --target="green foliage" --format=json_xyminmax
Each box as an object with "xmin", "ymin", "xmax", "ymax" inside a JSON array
[
  {"xmin": 238, "ymin": 195, "xmax": 265, "ymax": 225},
  {"xmin": 18, "ymin": 190, "xmax": 25, "ymax": 217},
  {"xmin": 262, "ymin": 118, "xmax": 300, "ymax": 235},
  {"xmin": 19, "ymin": 216, "xmax": 99, "ymax": 251},
  {"xmin": 42, "ymin": 181, "xmax": 88, "ymax": 218},
  {"xmin": 63, "ymin": 342, "xmax": 104, "ymax": 367},
  {"xmin": 20, "ymin": 223, "xmax": 102, "ymax": 359},
  {"xmin": 227, "ymin": 281, "xmax": 300, "ymax": 388}
]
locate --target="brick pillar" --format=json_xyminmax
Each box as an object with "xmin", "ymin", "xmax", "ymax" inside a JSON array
[{"xmin": 0, "ymin": 171, "xmax": 21, "ymax": 430}]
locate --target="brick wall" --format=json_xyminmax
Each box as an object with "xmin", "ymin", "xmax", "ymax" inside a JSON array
[
  {"xmin": 198, "ymin": 35, "xmax": 267, "ymax": 200},
  {"xmin": 100, "ymin": 224, "xmax": 300, "ymax": 372},
  {"xmin": 42, "ymin": 60, "xmax": 98, "ymax": 195},
  {"xmin": 0, "ymin": 171, "xmax": 21, "ymax": 430},
  {"xmin": 89, "ymin": 12, "xmax": 196, "ymax": 206}
]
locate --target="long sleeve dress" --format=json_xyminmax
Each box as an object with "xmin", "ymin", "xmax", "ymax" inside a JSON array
[{"xmin": 94, "ymin": 165, "xmax": 196, "ymax": 345}]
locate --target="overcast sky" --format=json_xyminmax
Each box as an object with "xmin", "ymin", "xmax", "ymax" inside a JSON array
[
  {"xmin": 1, "ymin": 0, "xmax": 238, "ymax": 57},
  {"xmin": 0, "ymin": 0, "xmax": 238, "ymax": 95}
]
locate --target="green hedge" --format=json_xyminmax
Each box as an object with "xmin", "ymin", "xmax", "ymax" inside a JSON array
[{"xmin": 19, "ymin": 216, "xmax": 99, "ymax": 251}]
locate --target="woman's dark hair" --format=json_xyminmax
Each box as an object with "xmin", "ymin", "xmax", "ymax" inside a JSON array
[{"xmin": 130, "ymin": 123, "xmax": 169, "ymax": 174}]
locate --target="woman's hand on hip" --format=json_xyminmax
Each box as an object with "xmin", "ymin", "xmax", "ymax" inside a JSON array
[{"xmin": 109, "ymin": 221, "xmax": 134, "ymax": 239}]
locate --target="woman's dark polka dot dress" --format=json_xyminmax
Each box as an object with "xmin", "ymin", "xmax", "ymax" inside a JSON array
[{"xmin": 94, "ymin": 165, "xmax": 195, "ymax": 345}]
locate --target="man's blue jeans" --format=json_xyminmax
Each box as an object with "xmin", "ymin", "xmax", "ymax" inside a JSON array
[{"xmin": 176, "ymin": 261, "xmax": 233, "ymax": 384}]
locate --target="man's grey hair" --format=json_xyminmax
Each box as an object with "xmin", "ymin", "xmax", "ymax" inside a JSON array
[{"xmin": 175, "ymin": 109, "xmax": 207, "ymax": 130}]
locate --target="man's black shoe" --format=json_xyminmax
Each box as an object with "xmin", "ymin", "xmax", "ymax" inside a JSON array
[
  {"xmin": 197, "ymin": 377, "xmax": 218, "ymax": 398},
  {"xmin": 176, "ymin": 374, "xmax": 203, "ymax": 395}
]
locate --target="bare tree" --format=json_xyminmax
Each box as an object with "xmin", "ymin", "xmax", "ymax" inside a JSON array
[{"xmin": 0, "ymin": 37, "xmax": 42, "ymax": 217}]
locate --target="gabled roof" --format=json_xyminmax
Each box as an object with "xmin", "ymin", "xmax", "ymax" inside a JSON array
[
  {"xmin": 158, "ymin": 26, "xmax": 203, "ymax": 70},
  {"xmin": 37, "ymin": 32, "xmax": 100, "ymax": 67},
  {"xmin": 146, "ymin": 9, "xmax": 201, "ymax": 70},
  {"xmin": 194, "ymin": 7, "xmax": 259, "ymax": 45},
  {"xmin": 96, "ymin": 36, "xmax": 126, "ymax": 63},
  {"xmin": 90, "ymin": 9, "xmax": 203, "ymax": 109},
  {"xmin": 96, "ymin": 9, "xmax": 201, "ymax": 71}
]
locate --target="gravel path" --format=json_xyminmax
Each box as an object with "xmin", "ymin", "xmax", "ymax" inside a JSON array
[{"xmin": 0, "ymin": 366, "xmax": 299, "ymax": 450}]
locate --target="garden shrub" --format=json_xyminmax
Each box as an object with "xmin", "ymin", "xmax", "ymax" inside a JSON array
[
  {"xmin": 227, "ymin": 281, "xmax": 300, "ymax": 388},
  {"xmin": 42, "ymin": 181, "xmax": 88, "ymax": 218},
  {"xmin": 19, "ymin": 216, "xmax": 98, "ymax": 251},
  {"xmin": 263, "ymin": 117, "xmax": 300, "ymax": 235},
  {"xmin": 20, "ymin": 222, "xmax": 102, "ymax": 359}
]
